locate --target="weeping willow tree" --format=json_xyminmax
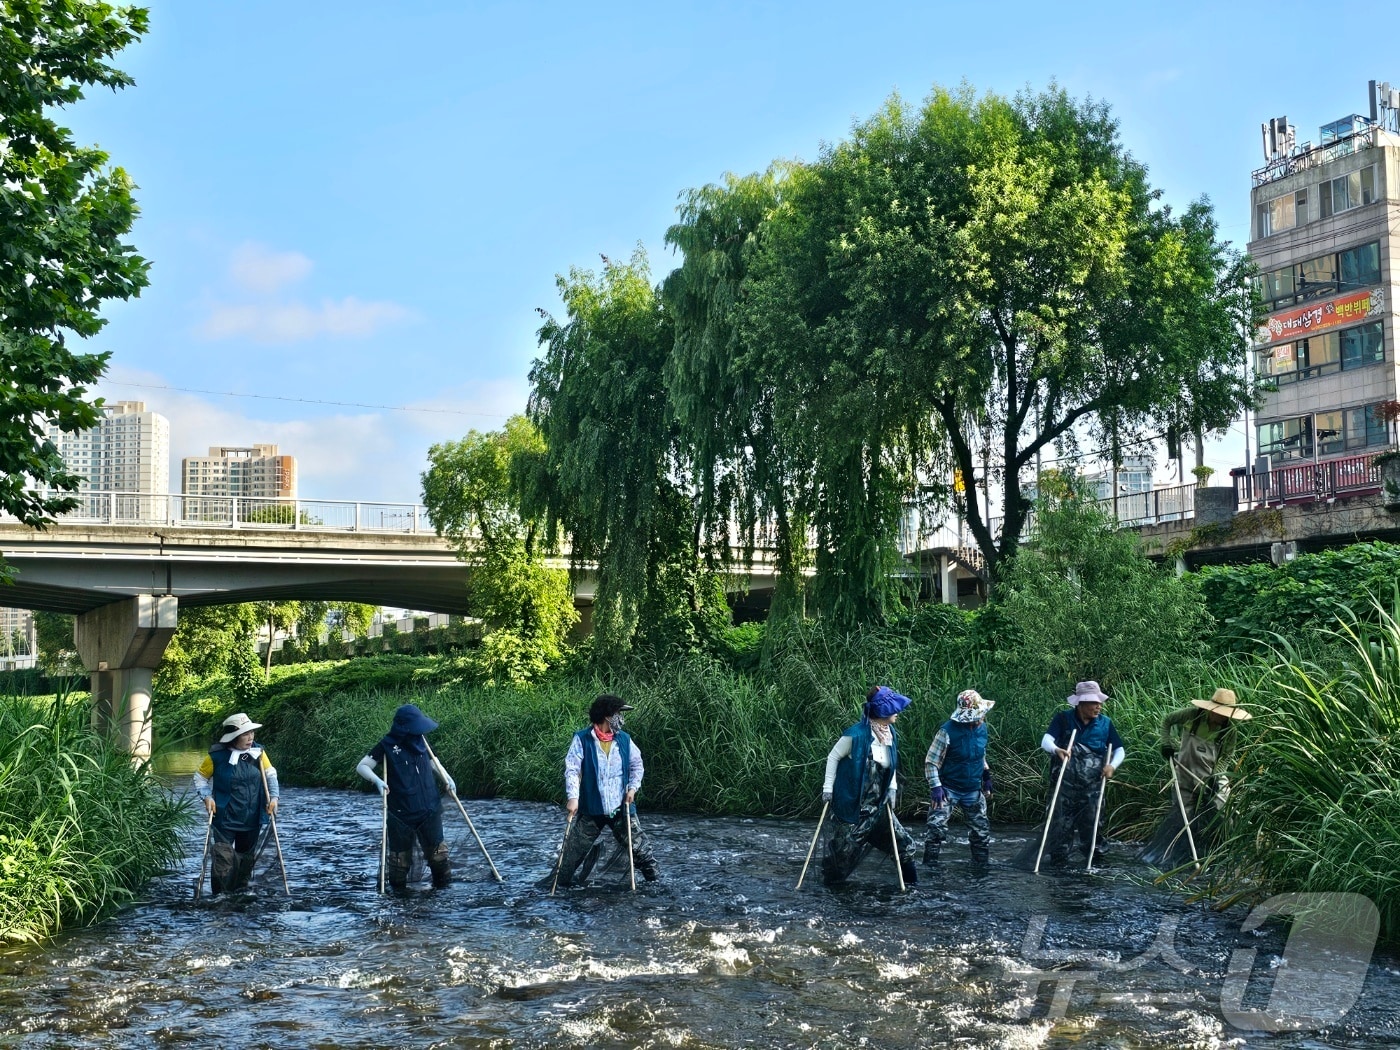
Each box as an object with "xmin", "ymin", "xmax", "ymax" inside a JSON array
[
  {"xmin": 662, "ymin": 165, "xmax": 812, "ymax": 620},
  {"xmin": 526, "ymin": 249, "xmax": 725, "ymax": 663}
]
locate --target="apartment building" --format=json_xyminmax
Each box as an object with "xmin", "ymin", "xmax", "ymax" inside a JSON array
[
  {"xmin": 46, "ymin": 400, "xmax": 170, "ymax": 495},
  {"xmin": 1249, "ymin": 81, "xmax": 1400, "ymax": 470},
  {"xmin": 181, "ymin": 444, "xmax": 297, "ymax": 498}
]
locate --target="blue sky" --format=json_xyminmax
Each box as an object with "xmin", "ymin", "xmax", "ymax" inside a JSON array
[{"xmin": 66, "ymin": 1, "xmax": 1399, "ymax": 501}]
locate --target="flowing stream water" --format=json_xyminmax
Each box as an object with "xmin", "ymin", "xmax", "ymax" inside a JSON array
[{"xmin": 1, "ymin": 778, "xmax": 1398, "ymax": 1049}]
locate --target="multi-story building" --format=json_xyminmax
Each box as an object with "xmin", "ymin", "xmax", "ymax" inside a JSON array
[
  {"xmin": 46, "ymin": 400, "xmax": 170, "ymax": 495},
  {"xmin": 1086, "ymin": 453, "xmax": 1156, "ymax": 502},
  {"xmin": 181, "ymin": 444, "xmax": 297, "ymax": 499},
  {"xmin": 0, "ymin": 607, "xmax": 35, "ymax": 668},
  {"xmin": 1249, "ymin": 81, "xmax": 1400, "ymax": 472}
]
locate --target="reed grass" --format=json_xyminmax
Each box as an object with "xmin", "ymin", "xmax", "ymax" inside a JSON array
[
  {"xmin": 0, "ymin": 690, "xmax": 186, "ymax": 943},
  {"xmin": 1208, "ymin": 603, "xmax": 1400, "ymax": 939}
]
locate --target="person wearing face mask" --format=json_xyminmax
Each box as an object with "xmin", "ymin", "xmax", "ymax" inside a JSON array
[
  {"xmin": 355, "ymin": 704, "xmax": 456, "ymax": 890},
  {"xmin": 819, "ymin": 685, "xmax": 918, "ymax": 886},
  {"xmin": 193, "ymin": 712, "xmax": 280, "ymax": 895},
  {"xmin": 552, "ymin": 693, "xmax": 659, "ymax": 887}
]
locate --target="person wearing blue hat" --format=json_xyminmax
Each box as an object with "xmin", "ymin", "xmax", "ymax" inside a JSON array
[
  {"xmin": 923, "ymin": 689, "xmax": 995, "ymax": 868},
  {"xmin": 356, "ymin": 704, "xmax": 457, "ymax": 890},
  {"xmin": 819, "ymin": 685, "xmax": 918, "ymax": 886}
]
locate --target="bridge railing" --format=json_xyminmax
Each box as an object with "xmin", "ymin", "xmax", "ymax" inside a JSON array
[
  {"xmin": 1234, "ymin": 452, "xmax": 1381, "ymax": 507},
  {"xmin": 12, "ymin": 493, "xmax": 433, "ymax": 534}
]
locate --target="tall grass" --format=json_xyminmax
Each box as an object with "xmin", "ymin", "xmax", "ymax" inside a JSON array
[
  {"xmin": 0, "ymin": 691, "xmax": 187, "ymax": 943},
  {"xmin": 243, "ymin": 624, "xmax": 1257, "ymax": 834},
  {"xmin": 1210, "ymin": 603, "xmax": 1400, "ymax": 939}
]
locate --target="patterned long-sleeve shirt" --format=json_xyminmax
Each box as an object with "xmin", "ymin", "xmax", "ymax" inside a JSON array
[{"xmin": 564, "ymin": 730, "xmax": 644, "ymax": 815}]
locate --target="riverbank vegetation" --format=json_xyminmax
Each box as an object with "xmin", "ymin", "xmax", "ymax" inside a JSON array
[
  {"xmin": 150, "ymin": 492, "xmax": 1400, "ymax": 945},
  {"xmin": 0, "ymin": 692, "xmax": 184, "ymax": 943}
]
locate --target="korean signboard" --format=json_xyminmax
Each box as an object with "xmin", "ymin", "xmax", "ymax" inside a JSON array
[{"xmin": 1257, "ymin": 287, "xmax": 1385, "ymax": 346}]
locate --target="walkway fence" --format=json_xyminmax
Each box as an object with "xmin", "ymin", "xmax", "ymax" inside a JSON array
[{"xmin": 7, "ymin": 494, "xmax": 433, "ymax": 534}]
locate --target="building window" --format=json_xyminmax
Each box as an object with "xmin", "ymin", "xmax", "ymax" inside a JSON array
[
  {"xmin": 1345, "ymin": 403, "xmax": 1389, "ymax": 451},
  {"xmin": 1256, "ymin": 188, "xmax": 1307, "ymax": 237},
  {"xmin": 1320, "ymin": 166, "xmax": 1376, "ymax": 218},
  {"xmin": 1339, "ymin": 241, "xmax": 1381, "ymax": 291},
  {"xmin": 1255, "ymin": 320, "xmax": 1385, "ymax": 384},
  {"xmin": 1258, "ymin": 240, "xmax": 1381, "ymax": 310},
  {"xmin": 1257, "ymin": 416, "xmax": 1313, "ymax": 461}
]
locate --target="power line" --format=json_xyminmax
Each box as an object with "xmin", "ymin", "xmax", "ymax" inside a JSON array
[{"xmin": 101, "ymin": 381, "xmax": 513, "ymax": 418}]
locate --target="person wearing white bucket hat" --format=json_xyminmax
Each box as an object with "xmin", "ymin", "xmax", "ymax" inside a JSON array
[
  {"xmin": 193, "ymin": 711, "xmax": 280, "ymax": 895},
  {"xmin": 1036, "ymin": 681, "xmax": 1125, "ymax": 867},
  {"xmin": 1141, "ymin": 688, "xmax": 1252, "ymax": 868},
  {"xmin": 922, "ymin": 689, "xmax": 995, "ymax": 868}
]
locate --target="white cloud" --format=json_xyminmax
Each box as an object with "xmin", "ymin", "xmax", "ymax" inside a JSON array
[
  {"xmin": 228, "ymin": 242, "xmax": 313, "ymax": 294},
  {"xmin": 198, "ymin": 297, "xmax": 414, "ymax": 343}
]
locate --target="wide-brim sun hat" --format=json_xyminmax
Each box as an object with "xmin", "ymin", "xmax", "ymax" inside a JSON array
[
  {"xmin": 219, "ymin": 712, "xmax": 263, "ymax": 743},
  {"xmin": 1067, "ymin": 681, "xmax": 1109, "ymax": 706},
  {"xmin": 391, "ymin": 704, "xmax": 439, "ymax": 736},
  {"xmin": 1190, "ymin": 687, "xmax": 1252, "ymax": 721},
  {"xmin": 864, "ymin": 686, "xmax": 912, "ymax": 720},
  {"xmin": 949, "ymin": 688, "xmax": 995, "ymax": 724}
]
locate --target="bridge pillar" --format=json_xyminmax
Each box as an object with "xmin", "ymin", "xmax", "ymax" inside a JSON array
[
  {"xmin": 74, "ymin": 595, "xmax": 178, "ymax": 762},
  {"xmin": 939, "ymin": 553, "xmax": 958, "ymax": 606}
]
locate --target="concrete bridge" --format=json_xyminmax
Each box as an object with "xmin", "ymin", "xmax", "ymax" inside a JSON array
[{"xmin": 0, "ymin": 493, "xmax": 782, "ymax": 758}]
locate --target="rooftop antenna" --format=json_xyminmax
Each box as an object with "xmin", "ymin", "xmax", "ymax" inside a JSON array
[
  {"xmin": 1260, "ymin": 116, "xmax": 1295, "ymax": 163},
  {"xmin": 1371, "ymin": 79, "xmax": 1400, "ymax": 133}
]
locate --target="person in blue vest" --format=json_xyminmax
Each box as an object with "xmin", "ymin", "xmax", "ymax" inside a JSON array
[
  {"xmin": 923, "ymin": 688, "xmax": 995, "ymax": 867},
  {"xmin": 820, "ymin": 685, "xmax": 917, "ymax": 886},
  {"xmin": 553, "ymin": 693, "xmax": 659, "ymax": 887},
  {"xmin": 1038, "ymin": 680, "xmax": 1125, "ymax": 867},
  {"xmin": 355, "ymin": 704, "xmax": 456, "ymax": 890},
  {"xmin": 193, "ymin": 712, "xmax": 280, "ymax": 895}
]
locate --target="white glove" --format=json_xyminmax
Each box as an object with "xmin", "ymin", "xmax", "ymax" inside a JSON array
[
  {"xmin": 1213, "ymin": 775, "xmax": 1231, "ymax": 810},
  {"xmin": 444, "ymin": 775, "xmax": 457, "ymax": 796}
]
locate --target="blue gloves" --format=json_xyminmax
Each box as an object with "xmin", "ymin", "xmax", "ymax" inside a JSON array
[
  {"xmin": 981, "ymin": 770, "xmax": 994, "ymax": 796},
  {"xmin": 930, "ymin": 785, "xmax": 948, "ymax": 807}
]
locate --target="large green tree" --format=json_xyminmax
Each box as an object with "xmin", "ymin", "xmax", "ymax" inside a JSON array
[
  {"xmin": 422, "ymin": 415, "xmax": 575, "ymax": 683},
  {"xmin": 663, "ymin": 166, "xmax": 813, "ymax": 619},
  {"xmin": 527, "ymin": 250, "xmax": 725, "ymax": 661},
  {"xmin": 697, "ymin": 85, "xmax": 1259, "ymax": 608},
  {"xmin": 0, "ymin": 2, "xmax": 150, "ymax": 540},
  {"xmin": 740, "ymin": 86, "xmax": 1257, "ymax": 584}
]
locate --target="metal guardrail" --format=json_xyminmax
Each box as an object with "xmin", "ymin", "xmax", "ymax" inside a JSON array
[
  {"xmin": 1251, "ymin": 125, "xmax": 1380, "ymax": 187},
  {"xmin": 1233, "ymin": 452, "xmax": 1381, "ymax": 507},
  {"xmin": 907, "ymin": 483, "xmax": 1198, "ymax": 553},
  {"xmin": 7, "ymin": 493, "xmax": 432, "ymax": 534}
]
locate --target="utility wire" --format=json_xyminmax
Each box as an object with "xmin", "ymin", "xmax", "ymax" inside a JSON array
[{"xmin": 101, "ymin": 381, "xmax": 512, "ymax": 418}]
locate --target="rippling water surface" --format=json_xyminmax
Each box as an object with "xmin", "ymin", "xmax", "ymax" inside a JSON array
[{"xmin": 1, "ymin": 784, "xmax": 1397, "ymax": 1049}]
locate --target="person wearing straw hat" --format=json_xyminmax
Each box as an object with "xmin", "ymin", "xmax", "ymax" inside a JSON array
[
  {"xmin": 553, "ymin": 693, "xmax": 659, "ymax": 887},
  {"xmin": 1141, "ymin": 688, "xmax": 1251, "ymax": 868},
  {"xmin": 355, "ymin": 704, "xmax": 456, "ymax": 890},
  {"xmin": 193, "ymin": 712, "xmax": 280, "ymax": 895},
  {"xmin": 819, "ymin": 686, "xmax": 918, "ymax": 886},
  {"xmin": 1038, "ymin": 681, "xmax": 1125, "ymax": 868},
  {"xmin": 923, "ymin": 688, "xmax": 995, "ymax": 868}
]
